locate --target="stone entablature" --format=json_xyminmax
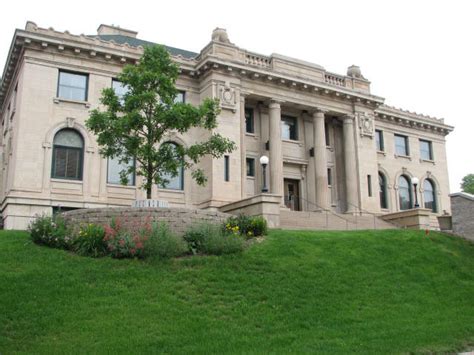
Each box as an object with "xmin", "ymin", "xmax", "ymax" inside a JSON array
[
  {"xmin": 375, "ymin": 105, "xmax": 452, "ymax": 136},
  {"xmin": 2, "ymin": 22, "xmax": 385, "ymax": 114}
]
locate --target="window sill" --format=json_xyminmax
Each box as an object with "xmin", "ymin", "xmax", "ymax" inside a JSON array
[
  {"xmin": 53, "ymin": 97, "xmax": 91, "ymax": 108},
  {"xmin": 420, "ymin": 159, "xmax": 435, "ymax": 165},
  {"xmin": 245, "ymin": 133, "xmax": 259, "ymax": 139},
  {"xmin": 377, "ymin": 150, "xmax": 387, "ymax": 156},
  {"xmin": 394, "ymin": 154, "xmax": 411, "ymax": 161},
  {"xmin": 246, "ymin": 176, "xmax": 255, "ymax": 180},
  {"xmin": 51, "ymin": 178, "xmax": 83, "ymax": 184},
  {"xmin": 107, "ymin": 183, "xmax": 136, "ymax": 189},
  {"xmin": 158, "ymin": 188, "xmax": 184, "ymax": 194},
  {"xmin": 282, "ymin": 139, "xmax": 303, "ymax": 146}
]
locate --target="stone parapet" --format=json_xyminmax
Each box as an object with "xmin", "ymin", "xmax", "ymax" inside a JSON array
[
  {"xmin": 219, "ymin": 194, "xmax": 282, "ymax": 228},
  {"xmin": 61, "ymin": 207, "xmax": 231, "ymax": 236},
  {"xmin": 380, "ymin": 208, "xmax": 432, "ymax": 230}
]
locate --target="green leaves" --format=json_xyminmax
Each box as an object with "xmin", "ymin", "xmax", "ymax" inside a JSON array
[{"xmin": 86, "ymin": 44, "xmax": 236, "ymax": 198}]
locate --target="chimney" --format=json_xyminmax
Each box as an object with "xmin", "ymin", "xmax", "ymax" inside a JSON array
[{"xmin": 97, "ymin": 24, "xmax": 138, "ymax": 38}]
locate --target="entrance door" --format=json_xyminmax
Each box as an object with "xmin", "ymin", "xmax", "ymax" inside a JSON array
[{"xmin": 284, "ymin": 179, "xmax": 300, "ymax": 211}]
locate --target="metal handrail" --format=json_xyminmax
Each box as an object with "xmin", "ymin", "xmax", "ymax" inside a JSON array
[
  {"xmin": 338, "ymin": 200, "xmax": 404, "ymax": 229},
  {"xmin": 287, "ymin": 195, "xmax": 357, "ymax": 230}
]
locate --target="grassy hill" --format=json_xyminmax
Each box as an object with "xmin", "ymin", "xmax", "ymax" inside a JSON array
[{"xmin": 1, "ymin": 229, "xmax": 473, "ymax": 353}]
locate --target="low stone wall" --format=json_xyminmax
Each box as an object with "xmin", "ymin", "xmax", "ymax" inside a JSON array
[
  {"xmin": 61, "ymin": 207, "xmax": 231, "ymax": 236},
  {"xmin": 380, "ymin": 208, "xmax": 432, "ymax": 230},
  {"xmin": 219, "ymin": 193, "xmax": 282, "ymax": 228}
]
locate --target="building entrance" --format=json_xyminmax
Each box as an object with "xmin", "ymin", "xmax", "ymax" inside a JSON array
[{"xmin": 284, "ymin": 179, "xmax": 301, "ymax": 211}]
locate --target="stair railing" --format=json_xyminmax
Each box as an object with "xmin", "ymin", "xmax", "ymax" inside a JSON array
[
  {"xmin": 294, "ymin": 195, "xmax": 357, "ymax": 230},
  {"xmin": 337, "ymin": 200, "xmax": 403, "ymax": 230}
]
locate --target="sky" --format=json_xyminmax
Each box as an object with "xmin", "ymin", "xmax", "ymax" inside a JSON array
[{"xmin": 0, "ymin": 0, "xmax": 473, "ymax": 192}]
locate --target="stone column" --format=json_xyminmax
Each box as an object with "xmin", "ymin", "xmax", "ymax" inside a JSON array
[
  {"xmin": 268, "ymin": 100, "xmax": 284, "ymax": 202},
  {"xmin": 240, "ymin": 93, "xmax": 247, "ymax": 198},
  {"xmin": 343, "ymin": 115, "xmax": 358, "ymax": 213},
  {"xmin": 313, "ymin": 109, "xmax": 329, "ymax": 209}
]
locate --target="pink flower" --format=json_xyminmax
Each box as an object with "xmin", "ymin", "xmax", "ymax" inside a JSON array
[
  {"xmin": 130, "ymin": 248, "xmax": 136, "ymax": 255},
  {"xmin": 119, "ymin": 239, "xmax": 126, "ymax": 247}
]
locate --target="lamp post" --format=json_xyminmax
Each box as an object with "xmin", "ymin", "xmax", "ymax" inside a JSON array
[
  {"xmin": 260, "ymin": 155, "xmax": 269, "ymax": 193},
  {"xmin": 412, "ymin": 176, "xmax": 419, "ymax": 208}
]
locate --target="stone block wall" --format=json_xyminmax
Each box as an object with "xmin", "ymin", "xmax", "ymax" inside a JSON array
[
  {"xmin": 61, "ymin": 207, "xmax": 231, "ymax": 236},
  {"xmin": 450, "ymin": 193, "xmax": 474, "ymax": 240}
]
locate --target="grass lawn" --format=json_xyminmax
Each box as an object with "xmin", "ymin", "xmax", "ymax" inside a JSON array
[{"xmin": 1, "ymin": 229, "xmax": 473, "ymax": 353}]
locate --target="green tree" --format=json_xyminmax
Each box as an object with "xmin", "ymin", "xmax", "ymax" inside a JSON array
[
  {"xmin": 87, "ymin": 45, "xmax": 235, "ymax": 199},
  {"xmin": 461, "ymin": 174, "xmax": 474, "ymax": 194}
]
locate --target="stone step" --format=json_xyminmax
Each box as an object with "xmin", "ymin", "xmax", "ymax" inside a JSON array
[{"xmin": 280, "ymin": 210, "xmax": 397, "ymax": 231}]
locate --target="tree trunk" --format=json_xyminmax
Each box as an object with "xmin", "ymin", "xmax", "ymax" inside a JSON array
[{"xmin": 146, "ymin": 164, "xmax": 153, "ymax": 199}]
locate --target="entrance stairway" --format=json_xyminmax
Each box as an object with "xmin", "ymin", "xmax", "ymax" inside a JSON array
[{"xmin": 280, "ymin": 209, "xmax": 397, "ymax": 231}]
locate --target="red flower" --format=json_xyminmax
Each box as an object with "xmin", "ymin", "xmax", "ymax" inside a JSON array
[{"xmin": 130, "ymin": 248, "xmax": 136, "ymax": 255}]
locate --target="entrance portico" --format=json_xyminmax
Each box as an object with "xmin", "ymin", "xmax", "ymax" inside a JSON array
[{"xmin": 241, "ymin": 94, "xmax": 360, "ymax": 214}]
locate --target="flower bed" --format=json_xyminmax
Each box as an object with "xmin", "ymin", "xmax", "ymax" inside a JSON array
[{"xmin": 28, "ymin": 210, "xmax": 267, "ymax": 260}]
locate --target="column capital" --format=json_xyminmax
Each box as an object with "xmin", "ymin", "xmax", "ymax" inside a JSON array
[
  {"xmin": 240, "ymin": 90, "xmax": 250, "ymax": 101},
  {"xmin": 269, "ymin": 98, "xmax": 284, "ymax": 109},
  {"xmin": 342, "ymin": 114, "xmax": 355, "ymax": 123},
  {"xmin": 312, "ymin": 107, "xmax": 329, "ymax": 116}
]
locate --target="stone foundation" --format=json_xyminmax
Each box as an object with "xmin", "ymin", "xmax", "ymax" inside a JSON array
[{"xmin": 61, "ymin": 207, "xmax": 231, "ymax": 236}]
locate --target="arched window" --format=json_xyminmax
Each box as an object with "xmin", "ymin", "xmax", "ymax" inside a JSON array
[
  {"xmin": 52, "ymin": 129, "xmax": 84, "ymax": 180},
  {"xmin": 423, "ymin": 179, "xmax": 437, "ymax": 212},
  {"xmin": 379, "ymin": 172, "xmax": 388, "ymax": 209},
  {"xmin": 160, "ymin": 142, "xmax": 184, "ymax": 190},
  {"xmin": 398, "ymin": 175, "xmax": 412, "ymax": 210}
]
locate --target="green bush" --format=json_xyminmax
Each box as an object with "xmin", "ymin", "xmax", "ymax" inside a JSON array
[
  {"xmin": 184, "ymin": 223, "xmax": 244, "ymax": 255},
  {"xmin": 144, "ymin": 222, "xmax": 188, "ymax": 259},
  {"xmin": 73, "ymin": 223, "xmax": 107, "ymax": 257},
  {"xmin": 28, "ymin": 214, "xmax": 71, "ymax": 248},
  {"xmin": 224, "ymin": 215, "xmax": 268, "ymax": 238}
]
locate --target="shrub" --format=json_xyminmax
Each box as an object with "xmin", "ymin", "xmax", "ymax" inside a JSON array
[
  {"xmin": 72, "ymin": 223, "xmax": 107, "ymax": 257},
  {"xmin": 184, "ymin": 223, "xmax": 244, "ymax": 255},
  {"xmin": 144, "ymin": 222, "xmax": 188, "ymax": 259},
  {"xmin": 103, "ymin": 218, "xmax": 147, "ymax": 259},
  {"xmin": 28, "ymin": 214, "xmax": 71, "ymax": 249},
  {"xmin": 224, "ymin": 215, "xmax": 268, "ymax": 238}
]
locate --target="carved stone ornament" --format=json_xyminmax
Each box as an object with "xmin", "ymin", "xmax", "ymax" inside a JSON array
[
  {"xmin": 66, "ymin": 117, "xmax": 75, "ymax": 128},
  {"xmin": 357, "ymin": 111, "xmax": 374, "ymax": 138},
  {"xmin": 218, "ymin": 82, "xmax": 237, "ymax": 112}
]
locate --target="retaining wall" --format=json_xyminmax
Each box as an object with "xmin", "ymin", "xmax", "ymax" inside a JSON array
[{"xmin": 62, "ymin": 207, "xmax": 231, "ymax": 236}]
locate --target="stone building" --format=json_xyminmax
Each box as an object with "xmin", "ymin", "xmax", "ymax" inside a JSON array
[
  {"xmin": 450, "ymin": 192, "xmax": 474, "ymax": 240},
  {"xmin": 0, "ymin": 22, "xmax": 453, "ymax": 229}
]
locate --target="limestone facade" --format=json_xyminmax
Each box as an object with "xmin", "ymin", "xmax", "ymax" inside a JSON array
[{"xmin": 0, "ymin": 22, "xmax": 454, "ymax": 229}]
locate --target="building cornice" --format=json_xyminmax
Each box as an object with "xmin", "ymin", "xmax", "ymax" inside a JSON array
[{"xmin": 375, "ymin": 105, "xmax": 453, "ymax": 136}]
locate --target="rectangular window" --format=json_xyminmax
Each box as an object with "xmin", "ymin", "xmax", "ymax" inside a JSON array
[
  {"xmin": 246, "ymin": 157, "xmax": 255, "ymax": 177},
  {"xmin": 245, "ymin": 108, "xmax": 254, "ymax": 134},
  {"xmin": 281, "ymin": 116, "xmax": 298, "ymax": 140},
  {"xmin": 327, "ymin": 168, "xmax": 332, "ymax": 186},
  {"xmin": 175, "ymin": 91, "xmax": 185, "ymax": 103},
  {"xmin": 367, "ymin": 175, "xmax": 372, "ymax": 197},
  {"xmin": 107, "ymin": 156, "xmax": 135, "ymax": 185},
  {"xmin": 394, "ymin": 134, "xmax": 409, "ymax": 156},
  {"xmin": 419, "ymin": 139, "xmax": 433, "ymax": 160},
  {"xmin": 375, "ymin": 130, "xmax": 384, "ymax": 151},
  {"xmin": 224, "ymin": 155, "xmax": 230, "ymax": 181},
  {"xmin": 58, "ymin": 71, "xmax": 88, "ymax": 101},
  {"xmin": 112, "ymin": 79, "xmax": 129, "ymax": 102},
  {"xmin": 325, "ymin": 122, "xmax": 330, "ymax": 146}
]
